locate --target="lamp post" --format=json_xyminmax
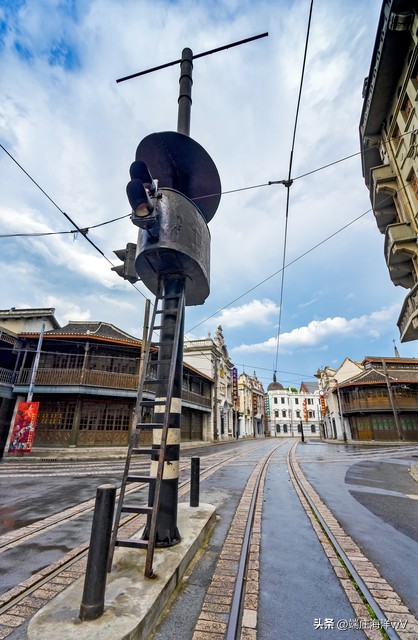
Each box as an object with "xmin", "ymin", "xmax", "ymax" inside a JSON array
[{"xmin": 382, "ymin": 359, "xmax": 403, "ymax": 441}]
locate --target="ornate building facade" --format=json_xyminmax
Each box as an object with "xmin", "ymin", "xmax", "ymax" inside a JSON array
[
  {"xmin": 266, "ymin": 375, "xmax": 321, "ymax": 438},
  {"xmin": 182, "ymin": 325, "xmax": 235, "ymax": 440},
  {"xmin": 360, "ymin": 1, "xmax": 418, "ymax": 342},
  {"xmin": 237, "ymin": 371, "xmax": 266, "ymax": 438}
]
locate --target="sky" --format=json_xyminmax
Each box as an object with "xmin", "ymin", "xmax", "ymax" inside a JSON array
[{"xmin": 1, "ymin": 0, "xmax": 417, "ymax": 390}]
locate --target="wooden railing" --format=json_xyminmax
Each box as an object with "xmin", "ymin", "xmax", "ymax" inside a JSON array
[
  {"xmin": 0, "ymin": 367, "xmax": 14, "ymax": 385},
  {"xmin": 342, "ymin": 395, "xmax": 418, "ymax": 412},
  {"xmin": 17, "ymin": 367, "xmax": 139, "ymax": 390},
  {"xmin": 182, "ymin": 389, "xmax": 211, "ymax": 409},
  {"xmin": 16, "ymin": 367, "xmax": 212, "ymax": 408}
]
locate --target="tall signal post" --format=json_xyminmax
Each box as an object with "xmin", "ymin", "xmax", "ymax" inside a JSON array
[{"xmin": 116, "ymin": 33, "xmax": 268, "ymax": 547}]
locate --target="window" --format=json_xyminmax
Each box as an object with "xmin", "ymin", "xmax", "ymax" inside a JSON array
[
  {"xmin": 311, "ymin": 425, "xmax": 316, "ymax": 433},
  {"xmin": 274, "ymin": 411, "xmax": 279, "ymax": 418},
  {"xmin": 282, "ymin": 410, "xmax": 286, "ymax": 418},
  {"xmin": 401, "ymin": 94, "xmax": 413, "ymax": 122},
  {"xmin": 409, "ymin": 170, "xmax": 418, "ymax": 202},
  {"xmin": 295, "ymin": 398, "xmax": 299, "ymax": 405},
  {"xmin": 276, "ymin": 425, "xmax": 280, "ymax": 433},
  {"xmin": 281, "ymin": 397, "xmax": 285, "ymax": 404},
  {"xmin": 283, "ymin": 425, "xmax": 288, "ymax": 433},
  {"xmin": 274, "ymin": 397, "xmax": 278, "ymax": 405},
  {"xmin": 296, "ymin": 410, "xmax": 301, "ymax": 418}
]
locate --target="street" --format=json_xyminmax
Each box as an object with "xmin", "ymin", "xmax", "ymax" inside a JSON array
[{"xmin": 0, "ymin": 439, "xmax": 417, "ymax": 639}]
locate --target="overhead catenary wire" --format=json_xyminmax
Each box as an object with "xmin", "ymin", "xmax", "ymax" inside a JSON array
[{"xmin": 274, "ymin": 0, "xmax": 314, "ymax": 375}]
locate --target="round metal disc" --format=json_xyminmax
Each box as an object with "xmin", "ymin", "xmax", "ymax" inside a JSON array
[{"xmin": 135, "ymin": 131, "xmax": 221, "ymax": 222}]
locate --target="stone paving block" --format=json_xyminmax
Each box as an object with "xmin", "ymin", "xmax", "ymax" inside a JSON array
[
  {"xmin": 0, "ymin": 626, "xmax": 13, "ymax": 640},
  {"xmin": 245, "ymin": 580, "xmax": 258, "ymax": 595},
  {"xmin": 207, "ymin": 585, "xmax": 234, "ymax": 597},
  {"xmin": 204, "ymin": 594, "xmax": 232, "ymax": 605},
  {"xmin": 199, "ymin": 610, "xmax": 229, "ymax": 624},
  {"xmin": 201, "ymin": 602, "xmax": 231, "ymax": 614},
  {"xmin": 242, "ymin": 608, "xmax": 257, "ymax": 629},
  {"xmin": 193, "ymin": 631, "xmax": 224, "ymax": 640},
  {"xmin": 195, "ymin": 618, "xmax": 227, "ymax": 633},
  {"xmin": 0, "ymin": 613, "xmax": 26, "ymax": 627},
  {"xmin": 211, "ymin": 573, "xmax": 235, "ymax": 584},
  {"xmin": 243, "ymin": 592, "xmax": 258, "ymax": 610}
]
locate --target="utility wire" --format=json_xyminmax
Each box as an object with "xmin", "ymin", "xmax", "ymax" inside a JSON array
[
  {"xmin": 0, "ymin": 142, "xmax": 148, "ymax": 299},
  {"xmin": 0, "ymin": 143, "xmax": 109, "ymax": 260},
  {"xmin": 187, "ymin": 179, "xmax": 410, "ymax": 335},
  {"xmin": 0, "ymin": 213, "xmax": 131, "ymax": 238},
  {"xmin": 274, "ymin": 0, "xmax": 314, "ymax": 374}
]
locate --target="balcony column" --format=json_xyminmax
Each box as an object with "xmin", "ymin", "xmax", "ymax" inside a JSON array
[{"xmin": 69, "ymin": 397, "xmax": 83, "ymax": 447}]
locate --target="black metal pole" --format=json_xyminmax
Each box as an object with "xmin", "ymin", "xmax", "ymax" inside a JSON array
[
  {"xmin": 177, "ymin": 48, "xmax": 193, "ymax": 136},
  {"xmin": 143, "ymin": 275, "xmax": 184, "ymax": 545},
  {"xmin": 190, "ymin": 457, "xmax": 200, "ymax": 507},
  {"xmin": 80, "ymin": 484, "xmax": 116, "ymax": 621},
  {"xmin": 300, "ymin": 421, "xmax": 305, "ymax": 443}
]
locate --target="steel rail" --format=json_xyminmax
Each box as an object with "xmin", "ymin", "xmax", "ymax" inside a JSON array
[
  {"xmin": 225, "ymin": 443, "xmax": 281, "ymax": 640},
  {"xmin": 0, "ymin": 442, "xmax": 270, "ymax": 618},
  {"xmin": 288, "ymin": 444, "xmax": 401, "ymax": 640},
  {"xmin": 0, "ymin": 444, "xmax": 265, "ymax": 552}
]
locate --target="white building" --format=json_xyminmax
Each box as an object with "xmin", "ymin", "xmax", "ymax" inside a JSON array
[
  {"xmin": 183, "ymin": 326, "xmax": 235, "ymax": 441},
  {"xmin": 266, "ymin": 375, "xmax": 321, "ymax": 438}
]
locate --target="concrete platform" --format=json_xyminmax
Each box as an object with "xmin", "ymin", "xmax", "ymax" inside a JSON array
[{"xmin": 27, "ymin": 503, "xmax": 216, "ymax": 640}]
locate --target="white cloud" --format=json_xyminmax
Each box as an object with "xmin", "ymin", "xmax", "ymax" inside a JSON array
[
  {"xmin": 232, "ymin": 304, "xmax": 401, "ymax": 354},
  {"xmin": 210, "ymin": 298, "xmax": 279, "ymax": 329}
]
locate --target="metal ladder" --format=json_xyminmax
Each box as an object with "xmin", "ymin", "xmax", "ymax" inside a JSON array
[{"xmin": 107, "ymin": 281, "xmax": 185, "ymax": 578}]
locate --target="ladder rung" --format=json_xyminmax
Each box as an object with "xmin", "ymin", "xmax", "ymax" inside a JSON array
[
  {"xmin": 132, "ymin": 447, "xmax": 160, "ymax": 455},
  {"xmin": 150, "ymin": 358, "xmax": 173, "ymax": 365},
  {"xmin": 140, "ymin": 399, "xmax": 166, "ymax": 406},
  {"xmin": 127, "ymin": 475, "xmax": 156, "ymax": 483},
  {"xmin": 151, "ymin": 340, "xmax": 174, "ymax": 347},
  {"xmin": 136, "ymin": 422, "xmax": 164, "ymax": 429},
  {"xmin": 144, "ymin": 378, "xmax": 169, "ymax": 385},
  {"xmin": 159, "ymin": 294, "xmax": 181, "ymax": 301},
  {"xmin": 121, "ymin": 505, "xmax": 153, "ymax": 515},
  {"xmin": 156, "ymin": 308, "xmax": 179, "ymax": 315},
  {"xmin": 116, "ymin": 538, "xmax": 149, "ymax": 549}
]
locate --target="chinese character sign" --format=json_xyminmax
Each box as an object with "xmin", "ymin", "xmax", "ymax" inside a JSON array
[
  {"xmin": 265, "ymin": 395, "xmax": 270, "ymax": 422},
  {"xmin": 252, "ymin": 393, "xmax": 258, "ymax": 414},
  {"xmin": 303, "ymin": 398, "xmax": 308, "ymax": 422},
  {"xmin": 319, "ymin": 391, "xmax": 326, "ymax": 415},
  {"xmin": 232, "ymin": 367, "xmax": 238, "ymax": 404},
  {"xmin": 8, "ymin": 402, "xmax": 40, "ymax": 453}
]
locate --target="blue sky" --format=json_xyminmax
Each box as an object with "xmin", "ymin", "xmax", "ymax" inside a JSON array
[{"xmin": 1, "ymin": 0, "xmax": 416, "ymax": 390}]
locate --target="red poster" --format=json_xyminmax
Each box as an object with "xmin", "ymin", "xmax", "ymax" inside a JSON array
[{"xmin": 8, "ymin": 402, "xmax": 40, "ymax": 453}]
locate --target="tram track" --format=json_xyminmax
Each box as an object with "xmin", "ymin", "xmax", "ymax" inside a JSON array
[
  {"xmin": 2, "ymin": 439, "xmax": 417, "ymax": 640},
  {"xmin": 0, "ymin": 441, "xmax": 270, "ymax": 633},
  {"xmin": 0, "ymin": 444, "xmax": 268, "ymax": 553},
  {"xmin": 288, "ymin": 442, "xmax": 418, "ymax": 640}
]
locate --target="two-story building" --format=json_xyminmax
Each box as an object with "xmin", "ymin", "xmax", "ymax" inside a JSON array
[
  {"xmin": 1, "ymin": 310, "xmax": 214, "ymax": 454},
  {"xmin": 317, "ymin": 355, "xmax": 418, "ymax": 441}
]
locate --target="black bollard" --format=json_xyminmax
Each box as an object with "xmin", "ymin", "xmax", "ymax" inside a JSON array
[
  {"xmin": 190, "ymin": 457, "xmax": 200, "ymax": 507},
  {"xmin": 79, "ymin": 484, "xmax": 116, "ymax": 621}
]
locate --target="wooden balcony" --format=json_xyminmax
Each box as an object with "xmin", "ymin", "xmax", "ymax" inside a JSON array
[
  {"xmin": 0, "ymin": 367, "xmax": 14, "ymax": 385},
  {"xmin": 341, "ymin": 394, "xmax": 418, "ymax": 412},
  {"xmin": 16, "ymin": 367, "xmax": 212, "ymax": 410},
  {"xmin": 17, "ymin": 367, "xmax": 140, "ymax": 391}
]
